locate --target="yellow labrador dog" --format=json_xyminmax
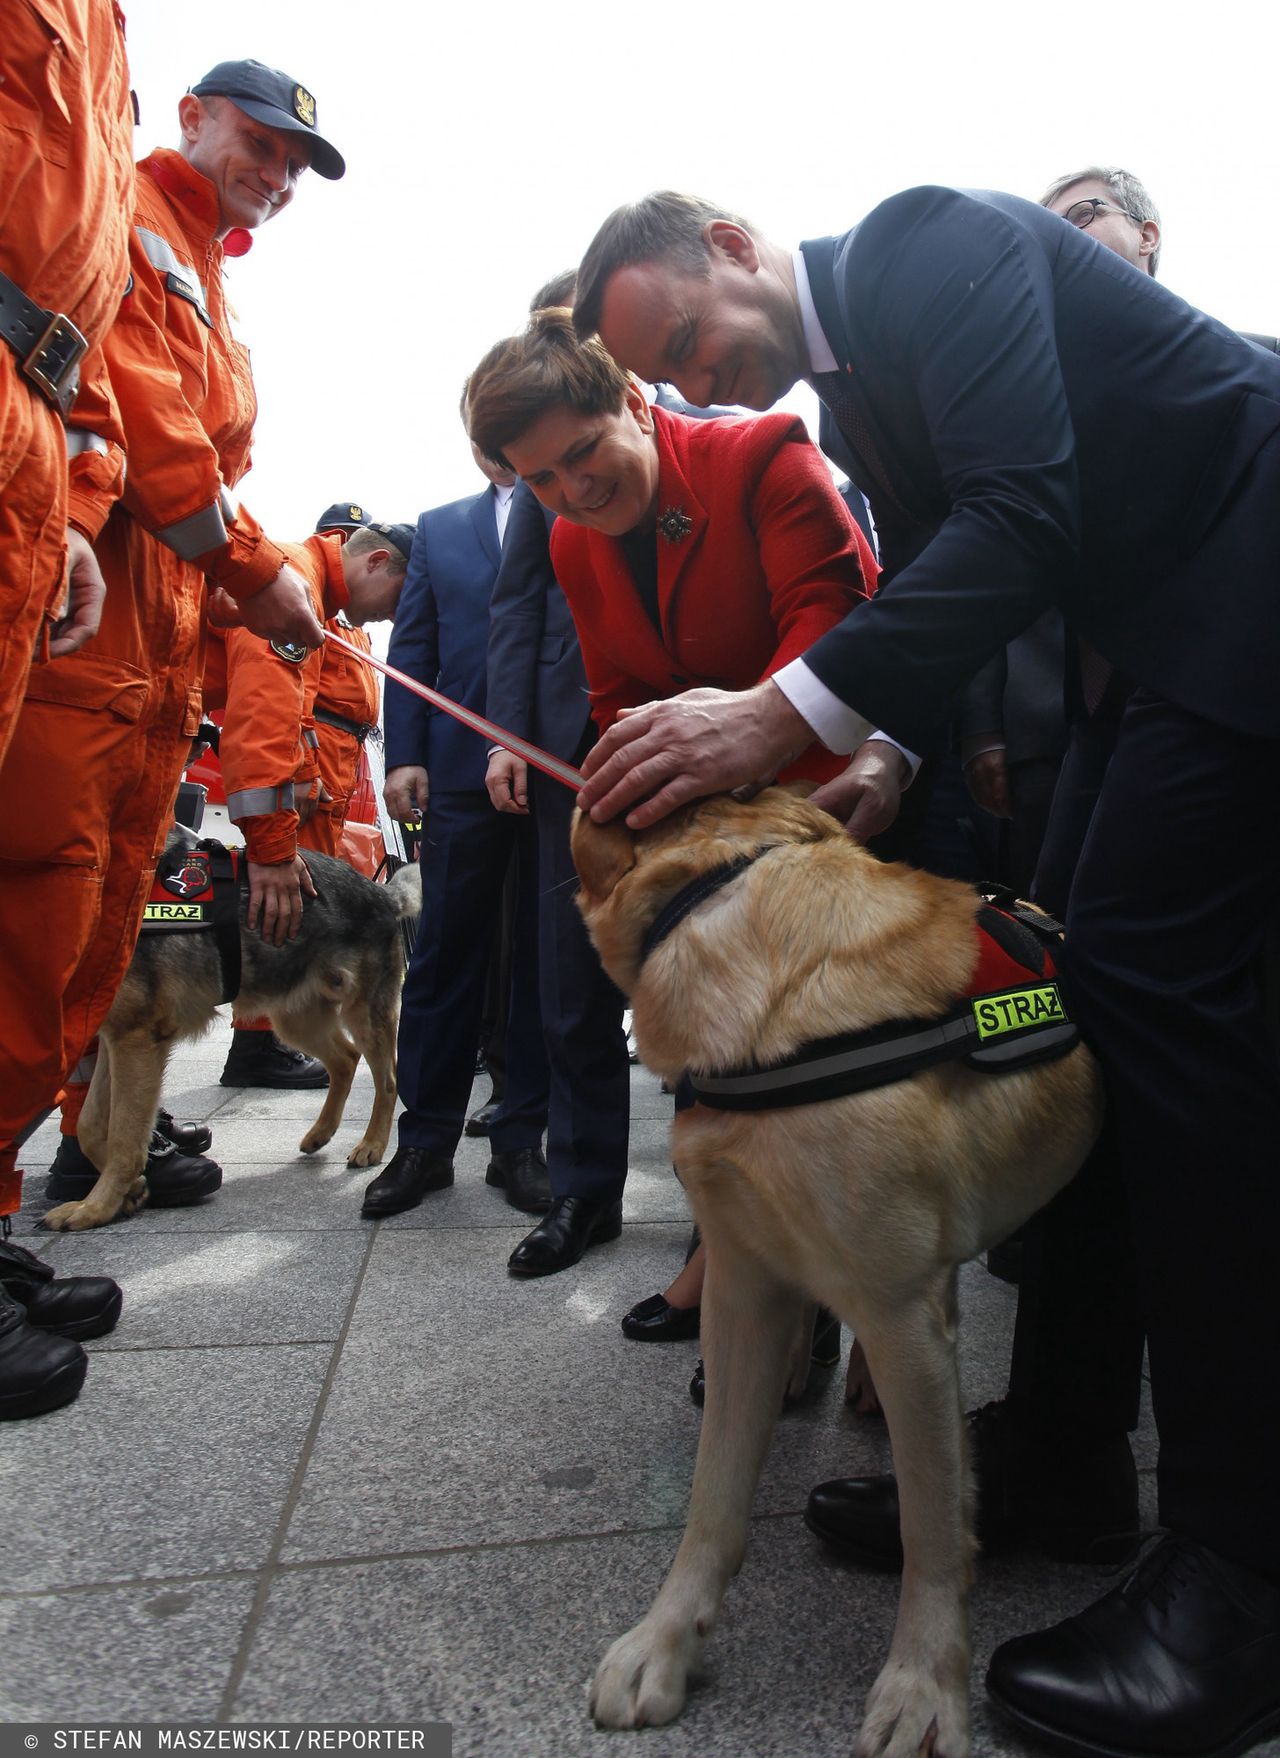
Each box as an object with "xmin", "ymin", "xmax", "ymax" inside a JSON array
[{"xmin": 572, "ymin": 787, "xmax": 1102, "ymax": 1758}]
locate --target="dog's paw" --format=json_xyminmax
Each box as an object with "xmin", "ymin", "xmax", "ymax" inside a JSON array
[
  {"xmin": 589, "ymin": 1618, "xmax": 701, "ymax": 1729},
  {"xmin": 42, "ymin": 1198, "xmax": 112, "ymax": 1232},
  {"xmin": 845, "ymin": 1336, "xmax": 883, "ymax": 1416},
  {"xmin": 857, "ymin": 1665, "xmax": 968, "ymax": 1758},
  {"xmin": 346, "ymin": 1139, "xmax": 384, "ymax": 1169},
  {"xmin": 120, "ymin": 1175, "xmax": 148, "ymax": 1216},
  {"xmin": 298, "ymin": 1127, "xmax": 333, "ymax": 1156}
]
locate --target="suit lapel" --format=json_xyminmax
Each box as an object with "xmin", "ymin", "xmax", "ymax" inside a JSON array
[
  {"xmin": 652, "ymin": 409, "xmax": 707, "ymax": 643},
  {"xmin": 469, "ymin": 487, "xmax": 501, "ymax": 570}
]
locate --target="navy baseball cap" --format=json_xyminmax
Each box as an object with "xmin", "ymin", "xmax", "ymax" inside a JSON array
[
  {"xmin": 369, "ymin": 522, "xmax": 416, "ymax": 562},
  {"xmin": 316, "ymin": 501, "xmax": 371, "ymax": 534},
  {"xmin": 190, "ymin": 60, "xmax": 345, "ymax": 180}
]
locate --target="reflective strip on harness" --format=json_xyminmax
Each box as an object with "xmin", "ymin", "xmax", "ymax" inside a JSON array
[{"xmin": 227, "ymin": 784, "xmax": 295, "ymax": 820}]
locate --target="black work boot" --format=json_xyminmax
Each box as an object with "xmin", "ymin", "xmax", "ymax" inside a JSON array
[
  {"xmin": 805, "ymin": 1398, "xmax": 1139, "ymax": 1569},
  {"xmin": 46, "ymin": 1132, "xmax": 221, "ymax": 1208},
  {"xmin": 220, "ymin": 1028, "xmax": 329, "ymax": 1089},
  {"xmin": 0, "ymin": 1238, "xmax": 122, "ymax": 1340},
  {"xmin": 0, "ymin": 1284, "xmax": 88, "ymax": 1419},
  {"xmin": 155, "ymin": 1108, "xmax": 213, "ymax": 1155}
]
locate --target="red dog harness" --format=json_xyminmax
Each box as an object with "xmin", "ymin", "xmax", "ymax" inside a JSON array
[
  {"xmin": 639, "ymin": 856, "xmax": 1079, "ymax": 1112},
  {"xmin": 140, "ymin": 838, "xmax": 243, "ymax": 1004}
]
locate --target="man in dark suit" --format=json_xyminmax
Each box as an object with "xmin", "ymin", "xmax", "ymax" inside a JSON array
[
  {"xmin": 361, "ymin": 442, "xmax": 551, "ymax": 1222},
  {"xmin": 569, "ymin": 189, "xmax": 1280, "ymax": 1753}
]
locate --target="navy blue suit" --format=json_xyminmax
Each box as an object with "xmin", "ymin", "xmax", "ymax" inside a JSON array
[
  {"xmin": 486, "ymin": 482, "xmax": 629, "ymax": 1202},
  {"xmin": 801, "ymin": 187, "xmax": 1280, "ymax": 1568},
  {"xmin": 386, "ymin": 486, "xmax": 547, "ymax": 1159}
]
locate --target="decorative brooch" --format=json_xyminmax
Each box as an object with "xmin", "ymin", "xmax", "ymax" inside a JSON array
[{"xmin": 657, "ymin": 505, "xmax": 693, "ymax": 544}]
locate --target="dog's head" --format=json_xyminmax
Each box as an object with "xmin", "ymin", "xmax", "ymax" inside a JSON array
[{"xmin": 571, "ymin": 785, "xmax": 844, "ymax": 995}]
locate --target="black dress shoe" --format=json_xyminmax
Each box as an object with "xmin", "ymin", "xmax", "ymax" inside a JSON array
[
  {"xmin": 46, "ymin": 1132, "xmax": 222, "ymax": 1208},
  {"xmin": 155, "ymin": 1107, "xmax": 213, "ymax": 1156},
  {"xmin": 485, "ymin": 1146, "xmax": 552, "ymax": 1214},
  {"xmin": 621, "ymin": 1292, "xmax": 700, "ymax": 1341},
  {"xmin": 986, "ymin": 1534, "xmax": 1280, "ymax": 1758},
  {"xmin": 507, "ymin": 1194, "xmax": 622, "ymax": 1277},
  {"xmin": 0, "ymin": 1239, "xmax": 122, "ymax": 1341},
  {"xmin": 805, "ymin": 1399, "xmax": 1139, "ymax": 1570},
  {"xmin": 464, "ymin": 1099, "xmax": 501, "ymax": 1138},
  {"xmin": 0, "ymin": 1286, "xmax": 88, "ymax": 1420},
  {"xmin": 220, "ymin": 1028, "xmax": 329, "ymax": 1089},
  {"xmin": 361, "ymin": 1146, "xmax": 453, "ymax": 1218}
]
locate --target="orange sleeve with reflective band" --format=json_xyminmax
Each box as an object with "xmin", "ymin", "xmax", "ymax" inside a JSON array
[
  {"xmin": 70, "ymin": 153, "xmax": 286, "ymax": 600},
  {"xmin": 217, "ymin": 629, "xmax": 309, "ymax": 864}
]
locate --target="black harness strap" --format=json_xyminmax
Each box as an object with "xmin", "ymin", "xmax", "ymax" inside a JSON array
[{"xmin": 198, "ymin": 839, "xmax": 242, "ymax": 1005}]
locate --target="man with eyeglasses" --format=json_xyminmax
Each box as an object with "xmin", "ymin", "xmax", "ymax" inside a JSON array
[{"xmin": 572, "ymin": 184, "xmax": 1280, "ymax": 1757}]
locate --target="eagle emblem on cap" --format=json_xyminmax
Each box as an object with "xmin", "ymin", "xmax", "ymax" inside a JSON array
[
  {"xmin": 348, "ymin": 504, "xmax": 364, "ymax": 521},
  {"xmin": 293, "ymin": 85, "xmax": 316, "ymax": 128},
  {"xmin": 270, "ymin": 638, "xmax": 309, "ymax": 665}
]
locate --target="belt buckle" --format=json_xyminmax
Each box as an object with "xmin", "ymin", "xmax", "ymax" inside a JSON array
[{"xmin": 23, "ymin": 312, "xmax": 88, "ymax": 415}]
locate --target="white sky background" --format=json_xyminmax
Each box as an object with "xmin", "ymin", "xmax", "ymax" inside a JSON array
[{"xmin": 125, "ymin": 0, "xmax": 1280, "ymax": 568}]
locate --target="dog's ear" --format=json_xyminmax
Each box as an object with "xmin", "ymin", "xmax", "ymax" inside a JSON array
[{"xmin": 571, "ymin": 808, "xmax": 636, "ymax": 902}]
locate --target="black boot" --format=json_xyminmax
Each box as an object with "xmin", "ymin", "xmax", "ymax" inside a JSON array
[
  {"xmin": 0, "ymin": 1285, "xmax": 88, "ymax": 1420},
  {"xmin": 46, "ymin": 1132, "xmax": 221, "ymax": 1208},
  {"xmin": 155, "ymin": 1107, "xmax": 212, "ymax": 1156},
  {"xmin": 220, "ymin": 1028, "xmax": 328, "ymax": 1089},
  {"xmin": 0, "ymin": 1238, "xmax": 122, "ymax": 1340}
]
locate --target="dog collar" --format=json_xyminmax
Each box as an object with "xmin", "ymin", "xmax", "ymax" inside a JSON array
[{"xmin": 639, "ymin": 850, "xmax": 767, "ymax": 965}]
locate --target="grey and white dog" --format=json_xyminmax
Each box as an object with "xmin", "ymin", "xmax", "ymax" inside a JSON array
[{"xmin": 44, "ymin": 830, "xmax": 421, "ymax": 1231}]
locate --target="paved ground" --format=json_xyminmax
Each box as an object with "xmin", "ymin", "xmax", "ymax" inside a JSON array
[{"xmin": 6, "ymin": 1020, "xmax": 1265, "ymax": 1758}]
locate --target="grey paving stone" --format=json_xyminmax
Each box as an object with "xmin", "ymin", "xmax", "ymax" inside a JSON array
[
  {"xmin": 0, "ymin": 1576, "xmax": 255, "ymax": 1722},
  {"xmin": 3, "ymin": 1345, "xmax": 331, "ymax": 1592},
  {"xmin": 34, "ymin": 1229, "xmax": 369, "ymax": 1349}
]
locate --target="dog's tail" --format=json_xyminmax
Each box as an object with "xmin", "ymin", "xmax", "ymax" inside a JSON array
[{"xmin": 384, "ymin": 861, "xmax": 423, "ymax": 921}]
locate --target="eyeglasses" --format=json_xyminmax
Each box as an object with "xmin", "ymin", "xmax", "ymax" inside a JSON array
[{"xmin": 1063, "ymin": 197, "xmax": 1142, "ymax": 231}]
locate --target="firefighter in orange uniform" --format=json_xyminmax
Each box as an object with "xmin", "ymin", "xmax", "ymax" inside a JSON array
[
  {"xmin": 0, "ymin": 0, "xmax": 135, "ymax": 1422},
  {"xmin": 0, "ymin": 61, "xmax": 338, "ymax": 1225},
  {"xmin": 216, "ymin": 523, "xmax": 407, "ymax": 1085}
]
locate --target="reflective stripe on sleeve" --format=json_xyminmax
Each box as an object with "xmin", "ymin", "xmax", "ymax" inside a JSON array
[
  {"xmin": 155, "ymin": 501, "xmax": 228, "ymax": 560},
  {"xmin": 227, "ymin": 785, "xmax": 296, "ymax": 820},
  {"xmin": 302, "ymin": 728, "xmax": 319, "ymax": 749},
  {"xmin": 64, "ymin": 430, "xmax": 110, "ymax": 458}
]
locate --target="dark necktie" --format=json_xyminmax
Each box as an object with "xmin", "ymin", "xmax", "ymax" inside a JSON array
[{"xmin": 809, "ymin": 367, "xmax": 912, "ymax": 523}]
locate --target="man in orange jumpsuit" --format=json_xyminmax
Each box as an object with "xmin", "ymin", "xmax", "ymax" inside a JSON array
[
  {"xmin": 0, "ymin": 0, "xmax": 135, "ymax": 1421},
  {"xmin": 0, "ymin": 60, "xmax": 339, "ymax": 1225},
  {"xmin": 217, "ymin": 523, "xmax": 407, "ymax": 1085}
]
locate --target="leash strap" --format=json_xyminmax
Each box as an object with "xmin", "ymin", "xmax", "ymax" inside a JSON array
[{"xmin": 323, "ymin": 631, "xmax": 584, "ymax": 792}]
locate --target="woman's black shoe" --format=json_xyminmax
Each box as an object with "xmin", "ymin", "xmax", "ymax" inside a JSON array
[{"xmin": 622, "ymin": 1293, "xmax": 700, "ymax": 1341}]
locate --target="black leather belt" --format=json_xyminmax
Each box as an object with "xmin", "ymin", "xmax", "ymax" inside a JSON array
[
  {"xmin": 313, "ymin": 703, "xmax": 378, "ymax": 743},
  {"xmin": 0, "ymin": 267, "xmax": 88, "ymax": 416}
]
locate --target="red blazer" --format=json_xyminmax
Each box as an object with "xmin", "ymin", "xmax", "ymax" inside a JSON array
[{"xmin": 550, "ymin": 405, "xmax": 878, "ymax": 781}]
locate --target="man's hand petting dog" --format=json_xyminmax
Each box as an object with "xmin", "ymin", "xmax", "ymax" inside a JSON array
[
  {"xmin": 247, "ymin": 855, "xmax": 316, "ymax": 945},
  {"xmin": 809, "ymin": 743, "xmax": 910, "ymax": 843},
  {"xmin": 578, "ymin": 680, "xmax": 810, "ymax": 829}
]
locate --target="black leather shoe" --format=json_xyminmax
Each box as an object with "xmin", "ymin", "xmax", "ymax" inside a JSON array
[
  {"xmin": 691, "ymin": 1307, "xmax": 841, "ymax": 1408},
  {"xmin": 220, "ymin": 1029, "xmax": 329, "ymax": 1089},
  {"xmin": 485, "ymin": 1146, "xmax": 552, "ymax": 1214},
  {"xmin": 805, "ymin": 1399, "xmax": 1139, "ymax": 1570},
  {"xmin": 46, "ymin": 1132, "xmax": 222, "ymax": 1208},
  {"xmin": 464, "ymin": 1099, "xmax": 501, "ymax": 1138},
  {"xmin": 986, "ymin": 1534, "xmax": 1280, "ymax": 1758},
  {"xmin": 621, "ymin": 1292, "xmax": 700, "ymax": 1341},
  {"xmin": 689, "ymin": 1358, "xmax": 705, "ymax": 1406},
  {"xmin": 361, "ymin": 1146, "xmax": 453, "ymax": 1218},
  {"xmin": 0, "ymin": 1239, "xmax": 122, "ymax": 1340},
  {"xmin": 155, "ymin": 1107, "xmax": 213, "ymax": 1156},
  {"xmin": 0, "ymin": 1286, "xmax": 88, "ymax": 1419},
  {"xmin": 507, "ymin": 1194, "xmax": 622, "ymax": 1277}
]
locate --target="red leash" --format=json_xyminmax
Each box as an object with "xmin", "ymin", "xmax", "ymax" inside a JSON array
[{"xmin": 323, "ymin": 630, "xmax": 584, "ymax": 792}]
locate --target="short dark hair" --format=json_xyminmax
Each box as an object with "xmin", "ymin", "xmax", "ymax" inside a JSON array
[
  {"xmin": 529, "ymin": 270, "xmax": 577, "ymax": 313},
  {"xmin": 466, "ymin": 307, "xmax": 632, "ymax": 471},
  {"xmin": 574, "ymin": 191, "xmax": 753, "ymax": 338}
]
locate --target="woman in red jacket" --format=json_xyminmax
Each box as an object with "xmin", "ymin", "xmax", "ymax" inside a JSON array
[
  {"xmin": 466, "ymin": 307, "xmax": 878, "ymax": 786},
  {"xmin": 466, "ymin": 308, "xmax": 879, "ymax": 1363}
]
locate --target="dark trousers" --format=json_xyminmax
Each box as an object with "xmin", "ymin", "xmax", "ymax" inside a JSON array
[
  {"xmin": 529, "ymin": 767, "xmax": 630, "ymax": 1202},
  {"xmin": 396, "ymin": 790, "xmax": 547, "ymax": 1157},
  {"xmin": 1013, "ymin": 691, "xmax": 1280, "ymax": 1571}
]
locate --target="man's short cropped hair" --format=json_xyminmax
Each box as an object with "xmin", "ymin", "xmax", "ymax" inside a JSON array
[
  {"xmin": 346, "ymin": 522, "xmax": 408, "ymax": 575},
  {"xmin": 573, "ymin": 192, "xmax": 754, "ymax": 339},
  {"xmin": 466, "ymin": 307, "xmax": 632, "ymax": 472},
  {"xmin": 1041, "ymin": 165, "xmax": 1162, "ymax": 277}
]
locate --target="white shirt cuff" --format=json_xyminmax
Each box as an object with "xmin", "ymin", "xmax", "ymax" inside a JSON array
[{"xmin": 772, "ymin": 660, "xmax": 921, "ymax": 781}]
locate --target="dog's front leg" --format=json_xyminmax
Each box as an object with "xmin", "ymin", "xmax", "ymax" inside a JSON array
[
  {"xmin": 44, "ymin": 1031, "xmax": 159, "ymax": 1230},
  {"xmin": 855, "ymin": 1268, "xmax": 972, "ymax": 1758},
  {"xmin": 591, "ymin": 1231, "xmax": 801, "ymax": 1730}
]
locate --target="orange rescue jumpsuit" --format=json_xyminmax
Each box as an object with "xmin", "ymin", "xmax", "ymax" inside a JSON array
[
  {"xmin": 0, "ymin": 146, "xmax": 287, "ymax": 1154},
  {"xmin": 0, "ymin": 0, "xmax": 133, "ymax": 765},
  {"xmin": 293, "ymin": 538, "xmax": 379, "ymax": 859}
]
